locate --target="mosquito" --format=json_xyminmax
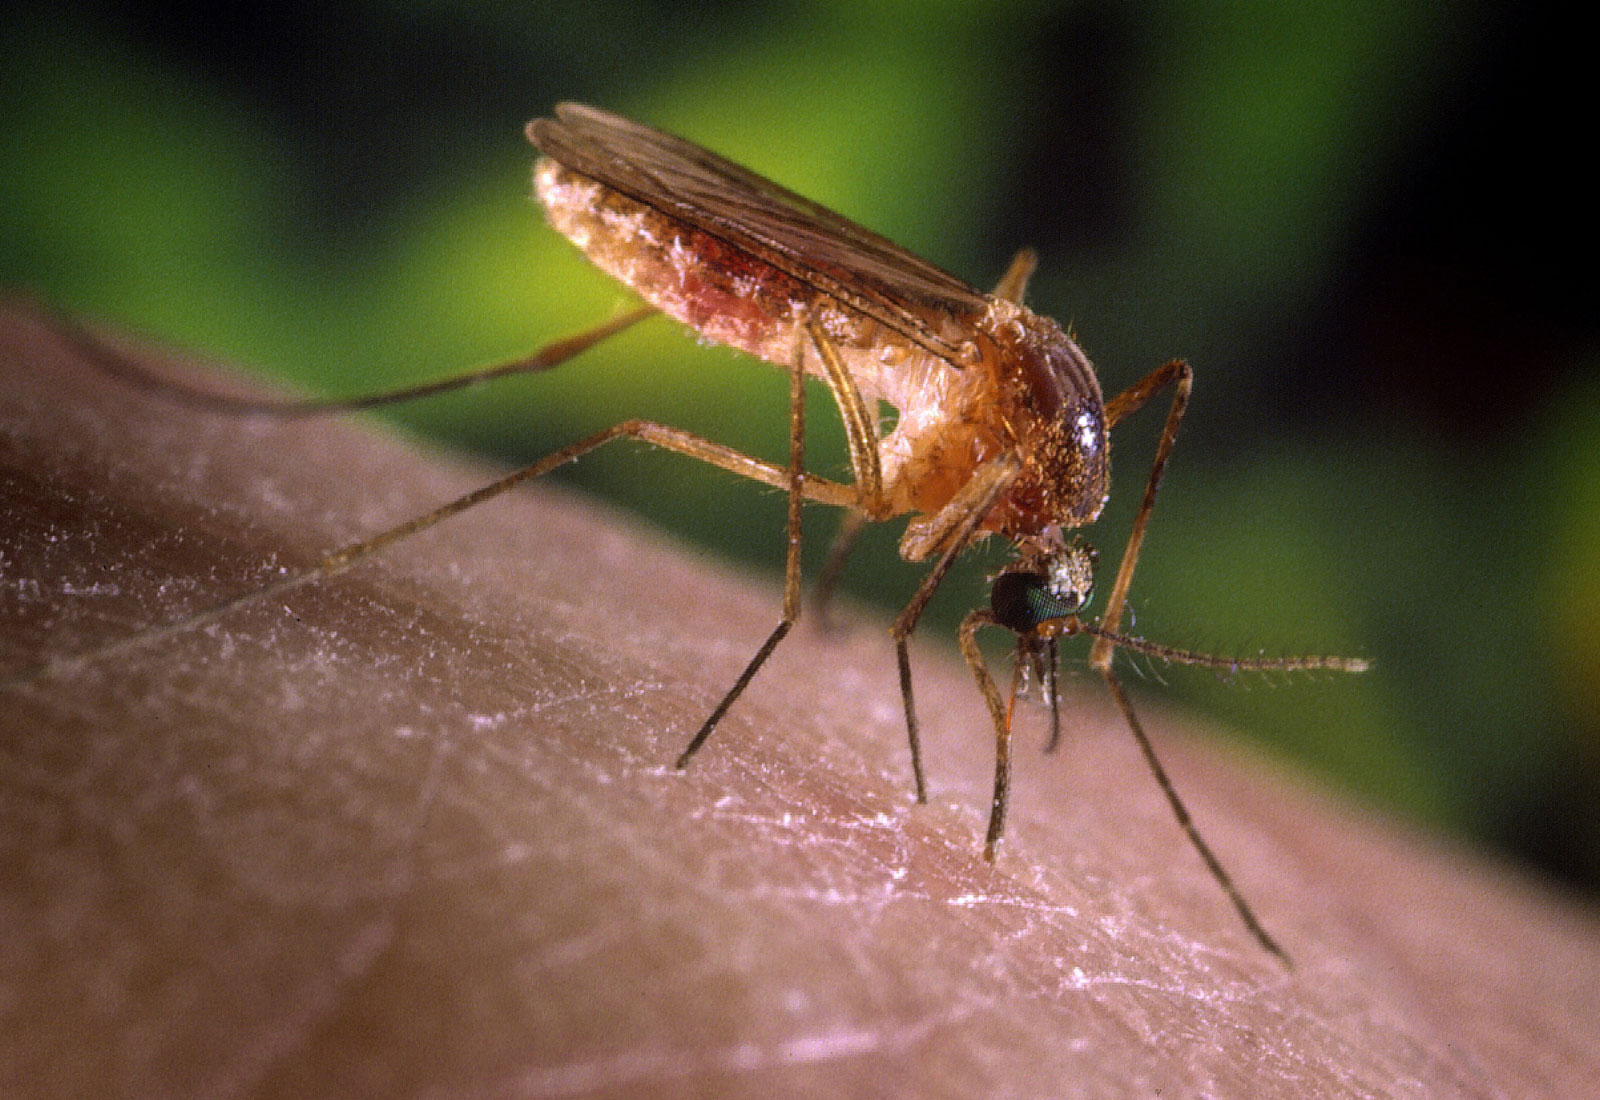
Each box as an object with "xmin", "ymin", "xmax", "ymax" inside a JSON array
[{"xmin": 28, "ymin": 103, "xmax": 1368, "ymax": 964}]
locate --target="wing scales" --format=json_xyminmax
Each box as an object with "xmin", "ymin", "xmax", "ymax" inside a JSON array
[{"xmin": 528, "ymin": 103, "xmax": 992, "ymax": 365}]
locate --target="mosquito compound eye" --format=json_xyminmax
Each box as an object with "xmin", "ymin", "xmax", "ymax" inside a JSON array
[{"xmin": 991, "ymin": 570, "xmax": 1083, "ymax": 634}]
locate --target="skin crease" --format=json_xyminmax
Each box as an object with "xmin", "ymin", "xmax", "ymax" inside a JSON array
[{"xmin": 3, "ymin": 305, "xmax": 1598, "ymax": 1099}]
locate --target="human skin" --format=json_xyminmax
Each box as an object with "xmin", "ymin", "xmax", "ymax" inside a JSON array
[{"xmin": 2, "ymin": 304, "xmax": 1597, "ymax": 1099}]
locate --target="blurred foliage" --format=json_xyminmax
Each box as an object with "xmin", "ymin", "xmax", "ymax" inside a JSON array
[{"xmin": 4, "ymin": 1, "xmax": 1597, "ymax": 893}]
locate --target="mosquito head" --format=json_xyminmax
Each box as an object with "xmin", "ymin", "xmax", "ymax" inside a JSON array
[{"xmin": 990, "ymin": 533, "xmax": 1098, "ymax": 636}]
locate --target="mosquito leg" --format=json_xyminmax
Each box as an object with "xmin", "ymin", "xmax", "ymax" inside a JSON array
[
  {"xmin": 6, "ymin": 416, "xmax": 856, "ymax": 690},
  {"xmin": 809, "ymin": 508, "xmax": 868, "ymax": 631},
  {"xmin": 799, "ymin": 315, "xmax": 886, "ymax": 629},
  {"xmin": 47, "ymin": 300, "xmax": 656, "ymax": 417},
  {"xmin": 1090, "ymin": 359, "xmax": 1192, "ymax": 673},
  {"xmin": 896, "ymin": 452, "xmax": 1020, "ymax": 565},
  {"xmin": 1098, "ymin": 666, "xmax": 1292, "ymax": 966},
  {"xmin": 890, "ymin": 454, "xmax": 1022, "ymax": 802},
  {"xmin": 806, "ymin": 319, "xmax": 885, "ymax": 515},
  {"xmin": 1093, "ymin": 360, "xmax": 1293, "ymax": 959},
  {"xmin": 990, "ymin": 248, "xmax": 1039, "ymax": 305},
  {"xmin": 675, "ymin": 322, "xmax": 811, "ymax": 769},
  {"xmin": 955, "ymin": 609, "xmax": 1027, "ymax": 860}
]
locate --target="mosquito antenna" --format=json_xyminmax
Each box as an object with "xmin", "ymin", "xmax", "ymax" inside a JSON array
[
  {"xmin": 46, "ymin": 303, "xmax": 655, "ymax": 417},
  {"xmin": 1064, "ymin": 616, "xmax": 1369, "ymax": 964},
  {"xmin": 1075, "ymin": 622, "xmax": 1371, "ymax": 675}
]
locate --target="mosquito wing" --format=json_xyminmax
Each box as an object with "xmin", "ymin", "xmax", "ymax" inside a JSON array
[{"xmin": 528, "ymin": 103, "xmax": 995, "ymax": 366}]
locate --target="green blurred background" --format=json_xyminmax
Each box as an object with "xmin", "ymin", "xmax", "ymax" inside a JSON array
[{"xmin": 4, "ymin": 2, "xmax": 1597, "ymax": 896}]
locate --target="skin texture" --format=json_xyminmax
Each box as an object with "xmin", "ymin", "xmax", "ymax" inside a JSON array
[{"xmin": 3, "ymin": 303, "xmax": 1599, "ymax": 1099}]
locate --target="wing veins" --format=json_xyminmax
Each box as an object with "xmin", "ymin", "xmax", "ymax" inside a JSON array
[{"xmin": 530, "ymin": 104, "xmax": 993, "ymax": 366}]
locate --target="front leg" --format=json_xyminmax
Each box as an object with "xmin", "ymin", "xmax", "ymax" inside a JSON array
[
  {"xmin": 889, "ymin": 454, "xmax": 1021, "ymax": 803},
  {"xmin": 1090, "ymin": 360, "xmax": 1192, "ymax": 672}
]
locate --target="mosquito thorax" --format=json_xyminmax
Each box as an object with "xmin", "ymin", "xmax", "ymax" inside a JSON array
[
  {"xmin": 989, "ymin": 536, "xmax": 1098, "ymax": 634},
  {"xmin": 975, "ymin": 304, "xmax": 1110, "ymax": 539}
]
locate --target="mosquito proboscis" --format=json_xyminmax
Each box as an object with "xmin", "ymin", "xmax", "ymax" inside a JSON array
[{"xmin": 18, "ymin": 103, "xmax": 1369, "ymax": 965}]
